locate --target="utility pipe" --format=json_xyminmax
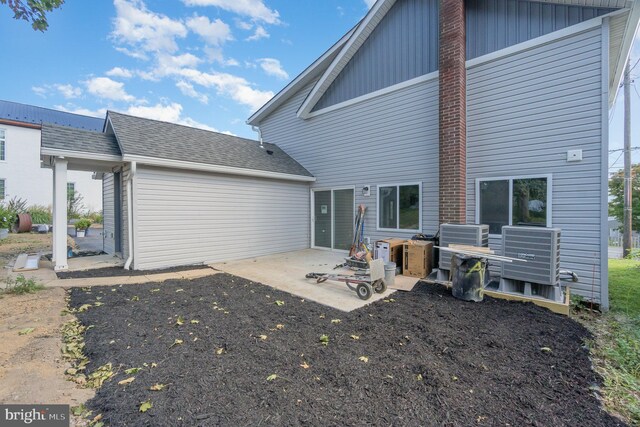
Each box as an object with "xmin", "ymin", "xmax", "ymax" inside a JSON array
[
  {"xmin": 124, "ymin": 161, "xmax": 137, "ymax": 270},
  {"xmin": 252, "ymin": 125, "xmax": 264, "ymax": 149}
]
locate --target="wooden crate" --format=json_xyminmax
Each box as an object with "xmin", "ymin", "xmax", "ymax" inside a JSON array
[{"xmin": 403, "ymin": 241, "xmax": 433, "ymax": 278}]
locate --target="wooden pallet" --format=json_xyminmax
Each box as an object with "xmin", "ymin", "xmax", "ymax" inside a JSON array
[{"xmin": 421, "ymin": 278, "xmax": 570, "ymax": 316}]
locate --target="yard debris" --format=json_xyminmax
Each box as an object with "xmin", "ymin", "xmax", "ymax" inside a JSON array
[
  {"xmin": 275, "ymin": 300, "xmax": 285, "ymax": 306},
  {"xmin": 383, "ymin": 298, "xmax": 396, "ymax": 303},
  {"xmin": 319, "ymin": 334, "xmax": 329, "ymax": 346},
  {"xmin": 139, "ymin": 400, "xmax": 152, "ymax": 413},
  {"xmin": 18, "ymin": 327, "xmax": 35, "ymax": 335},
  {"xmin": 170, "ymin": 339, "xmax": 184, "ymax": 348},
  {"xmin": 176, "ymin": 289, "xmax": 184, "ymax": 293},
  {"xmin": 130, "ymin": 296, "xmax": 139, "ymax": 301},
  {"xmin": 190, "ymin": 319, "xmax": 200, "ymax": 324},
  {"xmin": 350, "ymin": 335, "xmax": 360, "ymax": 340},
  {"xmin": 300, "ymin": 362, "xmax": 310, "ymax": 369},
  {"xmin": 331, "ymin": 319, "xmax": 341, "ymax": 324},
  {"xmin": 78, "ymin": 304, "xmax": 93, "ymax": 312},
  {"xmin": 149, "ymin": 383, "xmax": 166, "ymax": 391},
  {"xmin": 87, "ymin": 363, "xmax": 114, "ymax": 389},
  {"xmin": 215, "ymin": 347, "xmax": 225, "ymax": 355},
  {"xmin": 258, "ymin": 335, "xmax": 268, "ymax": 341},
  {"xmin": 275, "ymin": 324, "xmax": 284, "ymax": 330},
  {"xmin": 176, "ymin": 316, "xmax": 185, "ymax": 326},
  {"xmin": 540, "ymin": 347, "xmax": 553, "ymax": 353},
  {"xmin": 266, "ymin": 374, "xmax": 278, "ymax": 381},
  {"xmin": 94, "ymin": 302, "xmax": 104, "ymax": 307},
  {"xmin": 124, "ymin": 367, "xmax": 142, "ymax": 375},
  {"xmin": 118, "ymin": 377, "xmax": 135, "ymax": 385},
  {"xmin": 358, "ymin": 356, "xmax": 369, "ymax": 363}
]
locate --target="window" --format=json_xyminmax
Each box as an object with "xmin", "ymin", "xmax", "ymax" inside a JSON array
[
  {"xmin": 0, "ymin": 129, "xmax": 5, "ymax": 161},
  {"xmin": 0, "ymin": 179, "xmax": 5, "ymax": 200},
  {"xmin": 377, "ymin": 183, "xmax": 421, "ymax": 231},
  {"xmin": 477, "ymin": 176, "xmax": 551, "ymax": 235},
  {"xmin": 67, "ymin": 182, "xmax": 75, "ymax": 202}
]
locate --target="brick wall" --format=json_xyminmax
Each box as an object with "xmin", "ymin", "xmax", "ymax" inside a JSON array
[{"xmin": 438, "ymin": 0, "xmax": 466, "ymax": 224}]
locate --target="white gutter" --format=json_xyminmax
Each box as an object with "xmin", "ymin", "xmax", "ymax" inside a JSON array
[
  {"xmin": 252, "ymin": 125, "xmax": 264, "ymax": 149},
  {"xmin": 124, "ymin": 161, "xmax": 136, "ymax": 270},
  {"xmin": 122, "ymin": 154, "xmax": 316, "ymax": 182}
]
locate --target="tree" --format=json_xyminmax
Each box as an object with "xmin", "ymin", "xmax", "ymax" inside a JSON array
[
  {"xmin": 1, "ymin": 0, "xmax": 64, "ymax": 31},
  {"xmin": 609, "ymin": 163, "xmax": 640, "ymax": 231}
]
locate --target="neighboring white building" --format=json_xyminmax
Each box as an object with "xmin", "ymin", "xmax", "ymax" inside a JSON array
[{"xmin": 0, "ymin": 100, "xmax": 104, "ymax": 212}]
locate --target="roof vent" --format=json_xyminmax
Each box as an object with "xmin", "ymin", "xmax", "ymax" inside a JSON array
[{"xmin": 266, "ymin": 150, "xmax": 274, "ymax": 155}]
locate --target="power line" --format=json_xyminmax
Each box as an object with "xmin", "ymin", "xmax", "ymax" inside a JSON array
[
  {"xmin": 629, "ymin": 57, "xmax": 640, "ymax": 73},
  {"xmin": 609, "ymin": 147, "xmax": 640, "ymax": 153},
  {"xmin": 609, "ymin": 151, "xmax": 624, "ymax": 169}
]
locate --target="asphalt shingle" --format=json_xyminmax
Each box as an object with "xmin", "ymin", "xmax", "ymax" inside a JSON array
[
  {"xmin": 107, "ymin": 111, "xmax": 312, "ymax": 177},
  {"xmin": 41, "ymin": 124, "xmax": 121, "ymax": 157}
]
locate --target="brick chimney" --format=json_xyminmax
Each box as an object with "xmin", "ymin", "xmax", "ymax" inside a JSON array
[{"xmin": 438, "ymin": 0, "xmax": 466, "ymax": 225}]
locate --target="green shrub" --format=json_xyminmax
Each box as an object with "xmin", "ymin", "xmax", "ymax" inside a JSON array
[
  {"xmin": 2, "ymin": 275, "xmax": 45, "ymax": 295},
  {"xmin": 624, "ymin": 249, "xmax": 640, "ymax": 260},
  {"xmin": 86, "ymin": 210, "xmax": 103, "ymax": 225},
  {"xmin": 74, "ymin": 218, "xmax": 92, "ymax": 230},
  {"xmin": 27, "ymin": 205, "xmax": 52, "ymax": 224},
  {"xmin": 0, "ymin": 202, "xmax": 11, "ymax": 229}
]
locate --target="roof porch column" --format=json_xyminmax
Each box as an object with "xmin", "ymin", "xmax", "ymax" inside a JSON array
[{"xmin": 53, "ymin": 157, "xmax": 68, "ymax": 271}]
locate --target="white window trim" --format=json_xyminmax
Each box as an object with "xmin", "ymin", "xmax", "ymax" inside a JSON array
[
  {"xmin": 475, "ymin": 174, "xmax": 553, "ymax": 237},
  {"xmin": 310, "ymin": 186, "xmax": 356, "ymax": 252},
  {"xmin": 0, "ymin": 127, "xmax": 6, "ymax": 162},
  {"xmin": 376, "ymin": 182, "xmax": 422, "ymax": 233}
]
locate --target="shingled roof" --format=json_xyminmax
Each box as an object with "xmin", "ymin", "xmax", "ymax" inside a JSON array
[
  {"xmin": 107, "ymin": 111, "xmax": 313, "ymax": 178},
  {"xmin": 41, "ymin": 124, "xmax": 120, "ymax": 157}
]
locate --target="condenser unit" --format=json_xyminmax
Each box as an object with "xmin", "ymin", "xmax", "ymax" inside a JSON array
[
  {"xmin": 499, "ymin": 226, "xmax": 563, "ymax": 302},
  {"xmin": 437, "ymin": 224, "xmax": 489, "ymax": 280}
]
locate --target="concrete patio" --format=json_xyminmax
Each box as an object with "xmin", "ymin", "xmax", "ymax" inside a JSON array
[{"xmin": 211, "ymin": 249, "xmax": 407, "ymax": 312}]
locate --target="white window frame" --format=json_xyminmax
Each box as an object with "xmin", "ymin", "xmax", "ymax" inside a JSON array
[
  {"xmin": 475, "ymin": 174, "xmax": 553, "ymax": 237},
  {"xmin": 310, "ymin": 186, "xmax": 356, "ymax": 252},
  {"xmin": 0, "ymin": 128, "xmax": 6, "ymax": 162},
  {"xmin": 376, "ymin": 182, "xmax": 422, "ymax": 233},
  {"xmin": 0, "ymin": 178, "xmax": 5, "ymax": 200}
]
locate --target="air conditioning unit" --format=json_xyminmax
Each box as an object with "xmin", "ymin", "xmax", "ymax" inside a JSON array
[
  {"xmin": 499, "ymin": 226, "xmax": 563, "ymax": 302},
  {"xmin": 437, "ymin": 224, "xmax": 489, "ymax": 280}
]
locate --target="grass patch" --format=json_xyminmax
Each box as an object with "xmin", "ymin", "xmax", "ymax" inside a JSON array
[
  {"xmin": 2, "ymin": 275, "xmax": 45, "ymax": 295},
  {"xmin": 588, "ymin": 259, "xmax": 640, "ymax": 424}
]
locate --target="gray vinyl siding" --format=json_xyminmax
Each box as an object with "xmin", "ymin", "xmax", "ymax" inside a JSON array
[
  {"xmin": 132, "ymin": 166, "xmax": 310, "ymax": 270},
  {"xmin": 466, "ymin": 0, "xmax": 613, "ymax": 59},
  {"xmin": 466, "ymin": 27, "xmax": 605, "ymax": 303},
  {"xmin": 314, "ymin": 0, "xmax": 438, "ymax": 111},
  {"xmin": 103, "ymin": 173, "xmax": 115, "ymax": 255},
  {"xmin": 261, "ymin": 78, "xmax": 440, "ymax": 243},
  {"xmin": 313, "ymin": 0, "xmax": 614, "ymax": 111}
]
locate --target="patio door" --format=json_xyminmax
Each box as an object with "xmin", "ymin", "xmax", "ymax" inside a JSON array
[{"xmin": 312, "ymin": 188, "xmax": 354, "ymax": 250}]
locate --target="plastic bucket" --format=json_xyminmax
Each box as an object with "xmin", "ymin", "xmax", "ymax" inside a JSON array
[
  {"xmin": 384, "ymin": 262, "xmax": 396, "ymax": 288},
  {"xmin": 451, "ymin": 254, "xmax": 487, "ymax": 302}
]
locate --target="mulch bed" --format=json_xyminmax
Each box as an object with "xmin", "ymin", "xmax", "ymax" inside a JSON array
[
  {"xmin": 57, "ymin": 264, "xmax": 212, "ymax": 279},
  {"xmin": 68, "ymin": 274, "xmax": 624, "ymax": 426}
]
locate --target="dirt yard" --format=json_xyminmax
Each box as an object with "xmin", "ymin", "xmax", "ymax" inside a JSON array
[
  {"xmin": 0, "ymin": 288, "xmax": 93, "ymax": 407},
  {"xmin": 68, "ymin": 273, "xmax": 624, "ymax": 426},
  {"xmin": 0, "ymin": 233, "xmax": 51, "ymax": 278}
]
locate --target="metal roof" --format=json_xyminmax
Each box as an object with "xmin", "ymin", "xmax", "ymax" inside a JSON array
[
  {"xmin": 0, "ymin": 100, "xmax": 104, "ymax": 131},
  {"xmin": 41, "ymin": 124, "xmax": 121, "ymax": 157},
  {"xmin": 107, "ymin": 111, "xmax": 313, "ymax": 178}
]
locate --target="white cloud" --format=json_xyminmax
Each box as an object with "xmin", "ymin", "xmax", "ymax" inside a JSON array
[
  {"xmin": 186, "ymin": 15, "xmax": 232, "ymax": 46},
  {"xmin": 236, "ymin": 20, "xmax": 252, "ymax": 30},
  {"xmin": 32, "ymin": 86, "xmax": 48, "ymax": 98},
  {"xmin": 182, "ymin": 0, "xmax": 280, "ymax": 24},
  {"xmin": 111, "ymin": 0, "xmax": 188, "ymax": 55},
  {"xmin": 246, "ymin": 25, "xmax": 269, "ymax": 42},
  {"xmin": 176, "ymin": 80, "xmax": 208, "ymax": 104},
  {"xmin": 125, "ymin": 102, "xmax": 219, "ymax": 131},
  {"xmin": 55, "ymin": 104, "xmax": 108, "ymax": 118},
  {"xmin": 54, "ymin": 84, "xmax": 82, "ymax": 99},
  {"xmin": 85, "ymin": 77, "xmax": 136, "ymax": 102},
  {"xmin": 364, "ymin": 0, "xmax": 376, "ymax": 8},
  {"xmin": 106, "ymin": 67, "xmax": 134, "ymax": 78},
  {"xmin": 176, "ymin": 68, "xmax": 273, "ymax": 111},
  {"xmin": 256, "ymin": 58, "xmax": 288, "ymax": 80},
  {"xmin": 114, "ymin": 46, "xmax": 149, "ymax": 60}
]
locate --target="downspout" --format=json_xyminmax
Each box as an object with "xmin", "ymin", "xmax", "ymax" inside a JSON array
[
  {"xmin": 124, "ymin": 161, "xmax": 137, "ymax": 270},
  {"xmin": 252, "ymin": 125, "xmax": 264, "ymax": 149}
]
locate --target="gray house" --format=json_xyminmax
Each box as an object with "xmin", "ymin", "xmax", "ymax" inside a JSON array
[{"xmin": 41, "ymin": 0, "xmax": 639, "ymax": 310}]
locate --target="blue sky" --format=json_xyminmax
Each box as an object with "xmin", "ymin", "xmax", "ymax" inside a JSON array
[{"xmin": 0, "ymin": 0, "xmax": 637, "ymax": 173}]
